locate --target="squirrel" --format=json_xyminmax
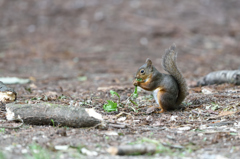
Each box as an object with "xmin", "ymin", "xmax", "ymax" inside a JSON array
[{"xmin": 133, "ymin": 44, "xmax": 188, "ymax": 113}]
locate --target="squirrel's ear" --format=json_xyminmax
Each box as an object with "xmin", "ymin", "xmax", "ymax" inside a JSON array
[
  {"xmin": 146, "ymin": 58, "xmax": 153, "ymax": 71},
  {"xmin": 146, "ymin": 58, "xmax": 152, "ymax": 67}
]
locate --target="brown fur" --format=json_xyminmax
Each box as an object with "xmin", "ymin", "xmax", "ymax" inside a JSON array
[
  {"xmin": 138, "ymin": 74, "xmax": 153, "ymax": 91},
  {"xmin": 157, "ymin": 89, "xmax": 166, "ymax": 112}
]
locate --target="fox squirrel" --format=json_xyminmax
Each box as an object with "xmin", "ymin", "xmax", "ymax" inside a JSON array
[{"xmin": 133, "ymin": 44, "xmax": 188, "ymax": 113}]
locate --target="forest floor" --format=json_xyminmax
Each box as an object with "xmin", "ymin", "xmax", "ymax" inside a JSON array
[{"xmin": 0, "ymin": 0, "xmax": 240, "ymax": 158}]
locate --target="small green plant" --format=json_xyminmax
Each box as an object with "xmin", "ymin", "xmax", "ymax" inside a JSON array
[
  {"xmin": 51, "ymin": 119, "xmax": 55, "ymax": 127},
  {"xmin": 103, "ymin": 86, "xmax": 139, "ymax": 112},
  {"xmin": 58, "ymin": 95, "xmax": 67, "ymax": 100},
  {"xmin": 79, "ymin": 99, "xmax": 92, "ymax": 106},
  {"xmin": 211, "ymin": 102, "xmax": 219, "ymax": 111},
  {"xmin": 103, "ymin": 100, "xmax": 118, "ymax": 112},
  {"xmin": 31, "ymin": 97, "xmax": 38, "ymax": 100},
  {"xmin": 206, "ymin": 102, "xmax": 220, "ymax": 111},
  {"xmin": 0, "ymin": 128, "xmax": 5, "ymax": 133},
  {"xmin": 25, "ymin": 87, "xmax": 32, "ymax": 93},
  {"xmin": 110, "ymin": 90, "xmax": 120, "ymax": 103},
  {"xmin": 102, "ymin": 90, "xmax": 120, "ymax": 112},
  {"xmin": 125, "ymin": 86, "xmax": 139, "ymax": 112}
]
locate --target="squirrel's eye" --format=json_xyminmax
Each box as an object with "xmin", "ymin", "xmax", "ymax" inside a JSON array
[{"xmin": 140, "ymin": 70, "xmax": 145, "ymax": 74}]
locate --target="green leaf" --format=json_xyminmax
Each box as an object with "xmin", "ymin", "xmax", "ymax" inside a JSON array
[
  {"xmin": 103, "ymin": 100, "xmax": 118, "ymax": 112},
  {"xmin": 136, "ymin": 78, "xmax": 142, "ymax": 82},
  {"xmin": 128, "ymin": 106, "xmax": 138, "ymax": 112},
  {"xmin": 129, "ymin": 99, "xmax": 138, "ymax": 106},
  {"xmin": 110, "ymin": 90, "xmax": 120, "ymax": 99},
  {"xmin": 51, "ymin": 119, "xmax": 55, "ymax": 127},
  {"xmin": 31, "ymin": 97, "xmax": 37, "ymax": 100},
  {"xmin": 110, "ymin": 90, "xmax": 121, "ymax": 103}
]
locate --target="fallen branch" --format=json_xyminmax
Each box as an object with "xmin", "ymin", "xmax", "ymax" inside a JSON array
[
  {"xmin": 107, "ymin": 143, "xmax": 156, "ymax": 155},
  {"xmin": 197, "ymin": 70, "xmax": 240, "ymax": 86},
  {"xmin": 5, "ymin": 103, "xmax": 103, "ymax": 128}
]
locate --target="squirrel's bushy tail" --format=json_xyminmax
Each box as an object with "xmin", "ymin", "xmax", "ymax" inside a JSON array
[{"xmin": 162, "ymin": 44, "xmax": 188, "ymax": 106}]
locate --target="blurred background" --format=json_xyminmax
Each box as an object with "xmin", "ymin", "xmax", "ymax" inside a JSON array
[{"xmin": 0, "ymin": 0, "xmax": 240, "ymax": 89}]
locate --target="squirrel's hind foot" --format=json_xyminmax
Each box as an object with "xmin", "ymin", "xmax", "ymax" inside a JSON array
[{"xmin": 146, "ymin": 106, "xmax": 165, "ymax": 114}]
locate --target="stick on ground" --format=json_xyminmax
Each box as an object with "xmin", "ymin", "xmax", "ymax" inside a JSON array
[
  {"xmin": 5, "ymin": 103, "xmax": 103, "ymax": 128},
  {"xmin": 197, "ymin": 70, "xmax": 240, "ymax": 86},
  {"xmin": 107, "ymin": 144, "xmax": 156, "ymax": 156}
]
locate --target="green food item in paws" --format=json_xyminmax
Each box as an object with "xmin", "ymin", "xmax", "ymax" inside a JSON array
[
  {"xmin": 136, "ymin": 78, "xmax": 142, "ymax": 82},
  {"xmin": 133, "ymin": 86, "xmax": 138, "ymax": 98}
]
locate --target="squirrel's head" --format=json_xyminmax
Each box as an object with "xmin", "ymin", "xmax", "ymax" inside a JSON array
[{"xmin": 135, "ymin": 58, "xmax": 153, "ymax": 82}]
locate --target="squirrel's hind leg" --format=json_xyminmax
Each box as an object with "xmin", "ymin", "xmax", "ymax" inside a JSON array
[
  {"xmin": 147, "ymin": 89, "xmax": 177, "ymax": 114},
  {"xmin": 155, "ymin": 89, "xmax": 177, "ymax": 112},
  {"xmin": 146, "ymin": 89, "xmax": 167, "ymax": 114},
  {"xmin": 159, "ymin": 91, "xmax": 178, "ymax": 111},
  {"xmin": 146, "ymin": 104, "xmax": 166, "ymax": 114}
]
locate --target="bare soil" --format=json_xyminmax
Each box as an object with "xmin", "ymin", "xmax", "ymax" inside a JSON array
[{"xmin": 0, "ymin": 0, "xmax": 240, "ymax": 158}]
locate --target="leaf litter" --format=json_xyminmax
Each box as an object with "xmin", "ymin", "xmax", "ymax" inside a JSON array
[{"xmin": 1, "ymin": 0, "xmax": 240, "ymax": 159}]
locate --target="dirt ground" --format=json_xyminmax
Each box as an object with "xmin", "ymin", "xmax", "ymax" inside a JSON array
[{"xmin": 0, "ymin": 0, "xmax": 240, "ymax": 158}]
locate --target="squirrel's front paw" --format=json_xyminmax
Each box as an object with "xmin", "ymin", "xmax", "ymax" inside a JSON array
[{"xmin": 133, "ymin": 80, "xmax": 138, "ymax": 86}]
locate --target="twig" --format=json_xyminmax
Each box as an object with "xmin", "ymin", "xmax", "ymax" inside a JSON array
[
  {"xmin": 206, "ymin": 121, "xmax": 235, "ymax": 127},
  {"xmin": 108, "ymin": 123, "xmax": 127, "ymax": 129},
  {"xmin": 207, "ymin": 110, "xmax": 240, "ymax": 120},
  {"xmin": 115, "ymin": 112, "xmax": 132, "ymax": 118},
  {"xmin": 124, "ymin": 93, "xmax": 139, "ymax": 112},
  {"xmin": 87, "ymin": 122, "xmax": 107, "ymax": 130},
  {"xmin": 125, "ymin": 93, "xmax": 134, "ymax": 107},
  {"xmin": 161, "ymin": 142, "xmax": 184, "ymax": 149}
]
